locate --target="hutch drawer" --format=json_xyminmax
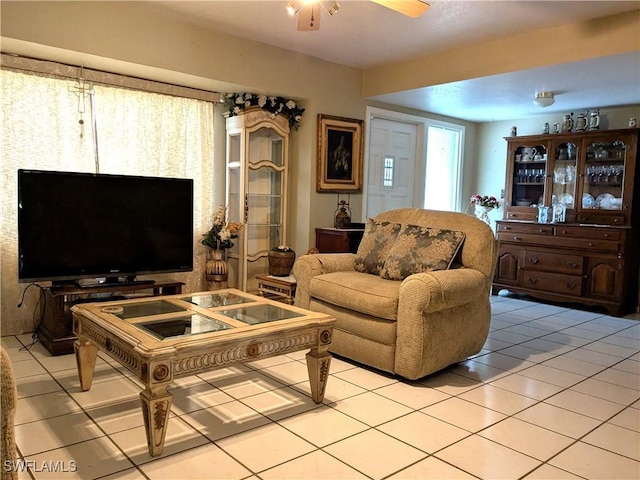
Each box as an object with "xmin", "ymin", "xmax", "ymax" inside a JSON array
[
  {"xmin": 569, "ymin": 239, "xmax": 620, "ymax": 253},
  {"xmin": 578, "ymin": 213, "xmax": 625, "ymax": 225},
  {"xmin": 497, "ymin": 233, "xmax": 546, "ymax": 244},
  {"xmin": 505, "ymin": 210, "xmax": 537, "ymax": 221},
  {"xmin": 497, "ymin": 223, "xmax": 553, "ymax": 235},
  {"xmin": 555, "ymin": 227, "xmax": 621, "ymax": 241},
  {"xmin": 524, "ymin": 251, "xmax": 583, "ymax": 274},
  {"xmin": 522, "ymin": 271, "xmax": 583, "ymax": 296}
]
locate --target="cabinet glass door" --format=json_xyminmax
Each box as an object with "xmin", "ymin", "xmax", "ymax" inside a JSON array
[
  {"xmin": 245, "ymin": 127, "xmax": 285, "ymax": 291},
  {"xmin": 581, "ymin": 138, "xmax": 625, "ymax": 212},
  {"xmin": 226, "ymin": 132, "xmax": 242, "ymax": 288},
  {"xmin": 510, "ymin": 142, "xmax": 548, "ymax": 208},
  {"xmin": 551, "ymin": 140, "xmax": 578, "ymax": 210}
]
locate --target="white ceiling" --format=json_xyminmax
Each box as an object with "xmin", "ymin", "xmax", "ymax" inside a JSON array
[{"xmin": 151, "ymin": 0, "xmax": 640, "ymax": 121}]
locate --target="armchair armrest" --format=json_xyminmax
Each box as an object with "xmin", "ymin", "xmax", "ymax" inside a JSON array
[
  {"xmin": 399, "ymin": 268, "xmax": 487, "ymax": 314},
  {"xmin": 396, "ymin": 267, "xmax": 491, "ymax": 379},
  {"xmin": 292, "ymin": 253, "xmax": 355, "ymax": 308}
]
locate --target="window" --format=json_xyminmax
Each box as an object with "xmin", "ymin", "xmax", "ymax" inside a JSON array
[
  {"xmin": 383, "ymin": 156, "xmax": 395, "ymax": 188},
  {"xmin": 424, "ymin": 122, "xmax": 464, "ymax": 212},
  {"xmin": 1, "ymin": 68, "xmax": 215, "ymax": 334}
]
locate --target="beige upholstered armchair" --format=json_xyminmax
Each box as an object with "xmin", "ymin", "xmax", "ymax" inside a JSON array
[{"xmin": 293, "ymin": 208, "xmax": 498, "ymax": 380}]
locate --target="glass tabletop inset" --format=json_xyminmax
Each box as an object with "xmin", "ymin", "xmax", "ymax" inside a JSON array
[
  {"xmin": 181, "ymin": 292, "xmax": 253, "ymax": 308},
  {"xmin": 135, "ymin": 313, "xmax": 232, "ymax": 340},
  {"xmin": 218, "ymin": 304, "xmax": 303, "ymax": 325},
  {"xmin": 115, "ymin": 300, "xmax": 186, "ymax": 319}
]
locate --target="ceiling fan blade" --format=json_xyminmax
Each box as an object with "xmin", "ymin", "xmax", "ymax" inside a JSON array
[
  {"xmin": 371, "ymin": 0, "xmax": 430, "ymax": 18},
  {"xmin": 297, "ymin": 5, "xmax": 321, "ymax": 31}
]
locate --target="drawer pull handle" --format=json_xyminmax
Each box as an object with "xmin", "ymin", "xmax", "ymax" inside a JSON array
[
  {"xmin": 562, "ymin": 230, "xmax": 567, "ymax": 234},
  {"xmin": 528, "ymin": 278, "xmax": 538, "ymax": 284},
  {"xmin": 529, "ymin": 257, "xmax": 539, "ymax": 264},
  {"xmin": 567, "ymin": 262, "xmax": 578, "ymax": 268},
  {"xmin": 588, "ymin": 243, "xmax": 594, "ymax": 247},
  {"xmin": 567, "ymin": 282, "xmax": 576, "ymax": 290},
  {"xmin": 604, "ymin": 233, "xmax": 609, "ymax": 237},
  {"xmin": 514, "ymin": 236, "xmax": 520, "ymax": 240}
]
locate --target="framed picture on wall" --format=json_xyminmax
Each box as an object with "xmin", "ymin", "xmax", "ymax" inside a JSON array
[{"xmin": 316, "ymin": 114, "xmax": 364, "ymax": 192}]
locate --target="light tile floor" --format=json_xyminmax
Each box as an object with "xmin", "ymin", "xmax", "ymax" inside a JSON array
[{"xmin": 3, "ymin": 295, "xmax": 639, "ymax": 479}]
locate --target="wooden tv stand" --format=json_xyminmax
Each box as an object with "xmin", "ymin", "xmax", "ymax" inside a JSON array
[{"xmin": 38, "ymin": 279, "xmax": 184, "ymax": 355}]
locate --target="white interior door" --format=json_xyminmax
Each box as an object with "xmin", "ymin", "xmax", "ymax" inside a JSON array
[{"xmin": 366, "ymin": 117, "xmax": 418, "ymax": 218}]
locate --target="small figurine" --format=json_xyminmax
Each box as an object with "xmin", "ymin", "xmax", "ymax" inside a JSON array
[
  {"xmin": 588, "ymin": 109, "xmax": 600, "ymax": 130},
  {"xmin": 510, "ymin": 126, "xmax": 517, "ymax": 136},
  {"xmin": 561, "ymin": 113, "xmax": 574, "ymax": 133}
]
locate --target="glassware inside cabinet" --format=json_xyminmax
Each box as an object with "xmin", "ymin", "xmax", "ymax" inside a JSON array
[
  {"xmin": 512, "ymin": 143, "xmax": 547, "ymax": 207},
  {"xmin": 551, "ymin": 141, "xmax": 578, "ymax": 210},
  {"xmin": 582, "ymin": 140, "xmax": 625, "ymax": 211}
]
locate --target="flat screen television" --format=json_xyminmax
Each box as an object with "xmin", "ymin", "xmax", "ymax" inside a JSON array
[{"xmin": 18, "ymin": 169, "xmax": 194, "ymax": 286}]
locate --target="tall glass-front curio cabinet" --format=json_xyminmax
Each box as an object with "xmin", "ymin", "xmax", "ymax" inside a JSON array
[{"xmin": 225, "ymin": 108, "xmax": 290, "ymax": 292}]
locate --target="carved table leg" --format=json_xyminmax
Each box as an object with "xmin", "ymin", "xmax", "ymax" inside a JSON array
[
  {"xmin": 74, "ymin": 338, "xmax": 98, "ymax": 391},
  {"xmin": 140, "ymin": 385, "xmax": 172, "ymax": 457},
  {"xmin": 306, "ymin": 346, "xmax": 331, "ymax": 403}
]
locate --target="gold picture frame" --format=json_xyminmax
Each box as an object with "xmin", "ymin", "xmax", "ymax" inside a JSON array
[{"xmin": 316, "ymin": 114, "xmax": 364, "ymax": 192}]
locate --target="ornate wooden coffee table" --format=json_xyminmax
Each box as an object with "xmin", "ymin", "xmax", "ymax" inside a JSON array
[{"xmin": 71, "ymin": 289, "xmax": 335, "ymax": 456}]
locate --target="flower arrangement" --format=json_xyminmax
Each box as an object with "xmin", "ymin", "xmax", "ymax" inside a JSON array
[
  {"xmin": 222, "ymin": 92, "xmax": 305, "ymax": 130},
  {"xmin": 201, "ymin": 205, "xmax": 243, "ymax": 250},
  {"xmin": 470, "ymin": 194, "xmax": 500, "ymax": 209}
]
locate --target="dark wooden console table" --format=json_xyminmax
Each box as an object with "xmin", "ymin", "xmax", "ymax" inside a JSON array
[
  {"xmin": 315, "ymin": 227, "xmax": 365, "ymax": 253},
  {"xmin": 38, "ymin": 279, "xmax": 183, "ymax": 355}
]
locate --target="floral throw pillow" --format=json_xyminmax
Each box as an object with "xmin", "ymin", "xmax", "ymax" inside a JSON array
[
  {"xmin": 354, "ymin": 219, "xmax": 402, "ymax": 275},
  {"xmin": 380, "ymin": 224, "xmax": 466, "ymax": 281}
]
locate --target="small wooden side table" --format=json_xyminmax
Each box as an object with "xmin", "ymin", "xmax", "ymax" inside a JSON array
[
  {"xmin": 315, "ymin": 227, "xmax": 365, "ymax": 253},
  {"xmin": 256, "ymin": 274, "xmax": 297, "ymax": 304}
]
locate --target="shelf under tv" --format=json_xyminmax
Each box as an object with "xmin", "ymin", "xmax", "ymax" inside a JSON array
[{"xmin": 39, "ymin": 279, "xmax": 184, "ymax": 355}]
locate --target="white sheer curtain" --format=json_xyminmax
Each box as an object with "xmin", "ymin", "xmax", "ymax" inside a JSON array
[{"xmin": 1, "ymin": 69, "xmax": 215, "ymax": 335}]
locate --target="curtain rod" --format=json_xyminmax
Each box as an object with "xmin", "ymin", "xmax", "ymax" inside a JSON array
[{"xmin": 0, "ymin": 52, "xmax": 222, "ymax": 104}]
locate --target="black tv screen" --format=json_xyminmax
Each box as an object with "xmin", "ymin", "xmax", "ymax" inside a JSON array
[{"xmin": 18, "ymin": 169, "xmax": 194, "ymax": 284}]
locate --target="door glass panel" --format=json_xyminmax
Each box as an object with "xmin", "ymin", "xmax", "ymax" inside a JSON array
[
  {"xmin": 383, "ymin": 156, "xmax": 394, "ymax": 188},
  {"xmin": 583, "ymin": 140, "xmax": 625, "ymax": 211},
  {"xmin": 552, "ymin": 141, "xmax": 578, "ymax": 209}
]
